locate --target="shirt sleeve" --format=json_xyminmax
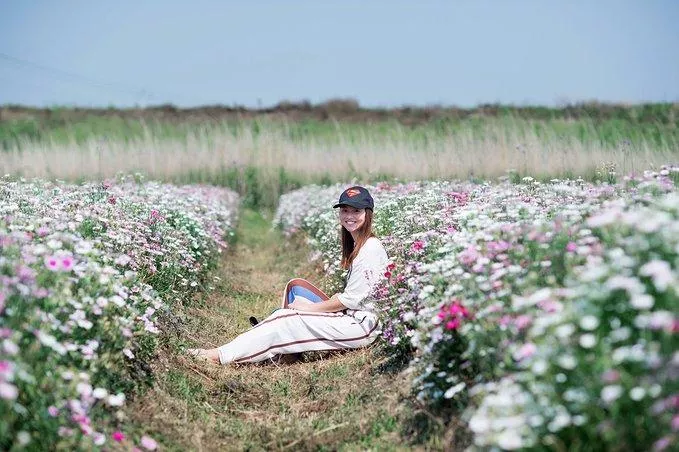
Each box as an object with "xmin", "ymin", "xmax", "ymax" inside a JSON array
[{"xmin": 336, "ymin": 239, "xmax": 388, "ymax": 310}]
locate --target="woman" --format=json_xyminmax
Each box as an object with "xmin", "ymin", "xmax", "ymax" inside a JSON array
[{"xmin": 188, "ymin": 185, "xmax": 389, "ymax": 364}]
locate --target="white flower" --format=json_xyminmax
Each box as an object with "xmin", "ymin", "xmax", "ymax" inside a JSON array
[
  {"xmin": 497, "ymin": 430, "xmax": 524, "ymax": 450},
  {"xmin": 630, "ymin": 294, "xmax": 654, "ymax": 310},
  {"xmin": 555, "ymin": 324, "xmax": 575, "ymax": 338},
  {"xmin": 76, "ymin": 382, "xmax": 92, "ymax": 397},
  {"xmin": 93, "ymin": 432, "xmax": 106, "ymax": 446},
  {"xmin": 443, "ymin": 382, "xmax": 466, "ymax": 399},
  {"xmin": 629, "ymin": 387, "xmax": 645, "ymax": 401},
  {"xmin": 605, "ymin": 275, "xmax": 644, "ymax": 294},
  {"xmin": 92, "ymin": 388, "xmax": 108, "ymax": 399},
  {"xmin": 469, "ymin": 414, "xmax": 490, "ymax": 433},
  {"xmin": 557, "ymin": 355, "xmax": 577, "ymax": 370},
  {"xmin": 548, "ymin": 412, "xmax": 572, "ymax": 432},
  {"xmin": 532, "ymin": 360, "xmax": 548, "ymax": 375},
  {"xmin": 579, "ymin": 334, "xmax": 597, "ymax": 348},
  {"xmin": 601, "ymin": 385, "xmax": 623, "ymax": 403},
  {"xmin": 17, "ymin": 431, "xmax": 31, "ymax": 446},
  {"xmin": 639, "ymin": 260, "xmax": 674, "ymax": 292},
  {"xmin": 2, "ymin": 340, "xmax": 19, "ymax": 356},
  {"xmin": 115, "ymin": 254, "xmax": 131, "ymax": 267},
  {"xmin": 579, "ymin": 316, "xmax": 599, "ymax": 331},
  {"xmin": 107, "ymin": 393, "xmax": 126, "ymax": 407}
]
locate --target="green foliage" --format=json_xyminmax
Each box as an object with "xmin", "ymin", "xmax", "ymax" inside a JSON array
[{"xmin": 3, "ymin": 104, "xmax": 679, "ymax": 152}]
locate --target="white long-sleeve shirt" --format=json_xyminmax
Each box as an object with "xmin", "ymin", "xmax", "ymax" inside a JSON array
[{"xmin": 336, "ymin": 237, "xmax": 389, "ymax": 313}]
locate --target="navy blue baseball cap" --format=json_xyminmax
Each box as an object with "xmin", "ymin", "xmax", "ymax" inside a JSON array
[{"xmin": 333, "ymin": 186, "xmax": 374, "ymax": 210}]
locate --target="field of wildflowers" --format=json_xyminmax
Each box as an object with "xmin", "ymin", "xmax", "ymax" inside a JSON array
[
  {"xmin": 0, "ymin": 175, "xmax": 238, "ymax": 450},
  {"xmin": 274, "ymin": 166, "xmax": 679, "ymax": 450}
]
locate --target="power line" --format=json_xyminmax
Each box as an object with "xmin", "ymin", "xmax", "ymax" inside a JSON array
[{"xmin": 0, "ymin": 51, "xmax": 159, "ymax": 103}]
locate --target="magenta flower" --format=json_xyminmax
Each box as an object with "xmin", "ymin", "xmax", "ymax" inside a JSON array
[
  {"xmin": 566, "ymin": 242, "xmax": 577, "ymax": 252},
  {"xmin": 112, "ymin": 431, "xmax": 126, "ymax": 442},
  {"xmin": 439, "ymin": 300, "xmax": 471, "ymax": 331},
  {"xmin": 445, "ymin": 318, "xmax": 461, "ymax": 330},
  {"xmin": 411, "ymin": 240, "xmax": 425, "ymax": 253}
]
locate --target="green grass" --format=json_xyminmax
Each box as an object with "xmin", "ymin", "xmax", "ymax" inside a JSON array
[
  {"xmin": 3, "ymin": 105, "xmax": 677, "ymax": 211},
  {"xmin": 2, "ymin": 109, "xmax": 678, "ymax": 151}
]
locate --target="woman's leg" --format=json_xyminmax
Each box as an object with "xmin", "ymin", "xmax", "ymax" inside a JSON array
[
  {"xmin": 217, "ymin": 309, "xmax": 380, "ymax": 364},
  {"xmin": 282, "ymin": 278, "xmax": 329, "ymax": 308}
]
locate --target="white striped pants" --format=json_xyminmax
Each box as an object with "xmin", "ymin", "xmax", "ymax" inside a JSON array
[{"xmin": 217, "ymin": 309, "xmax": 381, "ymax": 364}]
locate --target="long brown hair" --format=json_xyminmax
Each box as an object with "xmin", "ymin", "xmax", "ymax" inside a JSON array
[{"xmin": 340, "ymin": 209, "xmax": 375, "ymax": 269}]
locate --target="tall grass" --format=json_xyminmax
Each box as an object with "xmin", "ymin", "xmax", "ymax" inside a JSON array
[{"xmin": 2, "ymin": 118, "xmax": 677, "ymax": 208}]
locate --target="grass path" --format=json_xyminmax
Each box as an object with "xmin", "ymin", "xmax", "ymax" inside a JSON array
[{"xmin": 123, "ymin": 209, "xmax": 437, "ymax": 451}]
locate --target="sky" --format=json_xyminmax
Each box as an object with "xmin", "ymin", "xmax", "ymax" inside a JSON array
[{"xmin": 1, "ymin": 0, "xmax": 678, "ymax": 108}]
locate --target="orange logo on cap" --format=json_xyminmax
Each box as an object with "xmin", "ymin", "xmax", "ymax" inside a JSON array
[{"xmin": 346, "ymin": 188, "xmax": 361, "ymax": 197}]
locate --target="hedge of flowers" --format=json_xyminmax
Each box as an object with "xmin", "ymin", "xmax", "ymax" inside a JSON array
[
  {"xmin": 0, "ymin": 175, "xmax": 238, "ymax": 450},
  {"xmin": 273, "ymin": 166, "xmax": 679, "ymax": 450}
]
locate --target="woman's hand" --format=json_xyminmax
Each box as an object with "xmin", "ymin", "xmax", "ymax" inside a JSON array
[
  {"xmin": 290, "ymin": 298, "xmax": 316, "ymax": 312},
  {"xmin": 290, "ymin": 295, "xmax": 348, "ymax": 313}
]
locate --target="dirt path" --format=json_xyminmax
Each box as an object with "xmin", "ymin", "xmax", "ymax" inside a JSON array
[{"xmin": 124, "ymin": 209, "xmax": 419, "ymax": 451}]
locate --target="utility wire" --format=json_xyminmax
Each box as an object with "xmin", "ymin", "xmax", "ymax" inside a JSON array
[{"xmin": 0, "ymin": 52, "xmax": 159, "ymax": 103}]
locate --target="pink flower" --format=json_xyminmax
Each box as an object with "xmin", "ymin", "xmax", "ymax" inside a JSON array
[
  {"xmin": 498, "ymin": 315, "xmax": 512, "ymax": 327},
  {"xmin": 48, "ymin": 406, "xmax": 59, "ymax": 417},
  {"xmin": 108, "ymin": 196, "xmax": 117, "ymax": 205},
  {"xmin": 148, "ymin": 210, "xmax": 164, "ymax": 224},
  {"xmin": 44, "ymin": 255, "xmax": 60, "ymax": 271},
  {"xmin": 538, "ymin": 299, "xmax": 563, "ymax": 313},
  {"xmin": 514, "ymin": 315, "xmax": 533, "ymax": 330},
  {"xmin": 411, "ymin": 240, "xmax": 425, "ymax": 253},
  {"xmin": 566, "ymin": 242, "xmax": 577, "ymax": 252},
  {"xmin": 112, "ymin": 431, "xmax": 126, "ymax": 442},
  {"xmin": 0, "ymin": 382, "xmax": 18, "ymax": 400},
  {"xmin": 459, "ymin": 246, "xmax": 479, "ymax": 266},
  {"xmin": 513, "ymin": 342, "xmax": 537, "ymax": 361},
  {"xmin": 601, "ymin": 370, "xmax": 620, "ymax": 384},
  {"xmin": 653, "ymin": 436, "xmax": 672, "ymax": 451},
  {"xmin": 140, "ymin": 435, "xmax": 158, "ymax": 450},
  {"xmin": 60, "ymin": 257, "xmax": 74, "ymax": 271}
]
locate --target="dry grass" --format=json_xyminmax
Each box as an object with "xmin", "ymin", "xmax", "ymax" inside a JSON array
[
  {"xmin": 3, "ymin": 124, "xmax": 676, "ymax": 183},
  {"xmin": 120, "ymin": 209, "xmax": 443, "ymax": 451}
]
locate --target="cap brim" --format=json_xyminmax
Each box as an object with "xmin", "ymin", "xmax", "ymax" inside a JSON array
[{"xmin": 333, "ymin": 202, "xmax": 372, "ymax": 209}]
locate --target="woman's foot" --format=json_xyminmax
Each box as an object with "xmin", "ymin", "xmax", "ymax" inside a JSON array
[{"xmin": 186, "ymin": 348, "xmax": 220, "ymax": 363}]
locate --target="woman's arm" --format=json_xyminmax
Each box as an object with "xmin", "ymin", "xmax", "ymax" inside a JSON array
[{"xmin": 289, "ymin": 294, "xmax": 347, "ymax": 313}]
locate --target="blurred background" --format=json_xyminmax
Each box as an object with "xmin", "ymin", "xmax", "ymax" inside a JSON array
[{"xmin": 1, "ymin": 0, "xmax": 678, "ymax": 207}]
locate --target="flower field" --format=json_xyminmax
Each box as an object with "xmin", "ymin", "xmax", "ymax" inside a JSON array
[
  {"xmin": 0, "ymin": 176, "xmax": 239, "ymax": 450},
  {"xmin": 274, "ymin": 167, "xmax": 679, "ymax": 450}
]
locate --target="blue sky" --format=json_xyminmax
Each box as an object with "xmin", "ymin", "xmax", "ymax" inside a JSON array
[{"xmin": 1, "ymin": 0, "xmax": 678, "ymax": 108}]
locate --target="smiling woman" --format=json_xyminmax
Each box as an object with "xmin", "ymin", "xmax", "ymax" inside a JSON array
[{"xmin": 188, "ymin": 185, "xmax": 391, "ymax": 364}]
